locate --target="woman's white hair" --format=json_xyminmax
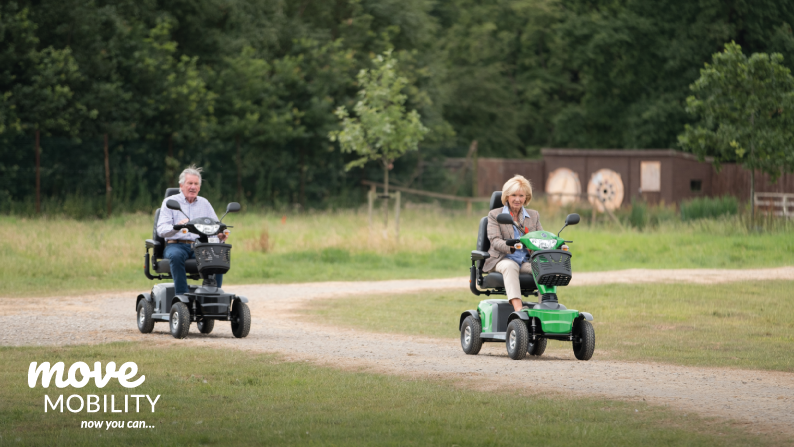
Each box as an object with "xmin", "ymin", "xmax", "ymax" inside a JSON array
[
  {"xmin": 179, "ymin": 164, "xmax": 203, "ymax": 186},
  {"xmin": 501, "ymin": 174, "xmax": 533, "ymax": 206}
]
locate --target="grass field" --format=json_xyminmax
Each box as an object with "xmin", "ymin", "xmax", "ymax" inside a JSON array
[
  {"xmin": 0, "ymin": 343, "xmax": 782, "ymax": 446},
  {"xmin": 3, "ymin": 204, "xmax": 793, "ymax": 297},
  {"xmin": 309, "ymin": 281, "xmax": 794, "ymax": 372}
]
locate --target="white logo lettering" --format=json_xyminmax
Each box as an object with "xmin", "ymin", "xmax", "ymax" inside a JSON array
[{"xmin": 29, "ymin": 362, "xmax": 145, "ymax": 389}]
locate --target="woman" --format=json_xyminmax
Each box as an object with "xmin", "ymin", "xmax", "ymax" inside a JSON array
[{"xmin": 482, "ymin": 175, "xmax": 543, "ymax": 312}]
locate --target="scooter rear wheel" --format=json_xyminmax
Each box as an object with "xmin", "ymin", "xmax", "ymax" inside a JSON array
[
  {"xmin": 460, "ymin": 316, "xmax": 483, "ymax": 355},
  {"xmin": 137, "ymin": 300, "xmax": 155, "ymax": 334},
  {"xmin": 197, "ymin": 319, "xmax": 215, "ymax": 334},
  {"xmin": 528, "ymin": 338, "xmax": 547, "ymax": 356}
]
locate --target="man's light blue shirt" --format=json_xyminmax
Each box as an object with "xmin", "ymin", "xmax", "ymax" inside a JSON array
[
  {"xmin": 502, "ymin": 205, "xmax": 530, "ymax": 265},
  {"xmin": 156, "ymin": 192, "xmax": 220, "ymax": 242}
]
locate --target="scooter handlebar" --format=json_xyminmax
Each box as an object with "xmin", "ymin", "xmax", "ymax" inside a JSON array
[{"xmin": 504, "ymin": 239, "xmax": 520, "ymax": 246}]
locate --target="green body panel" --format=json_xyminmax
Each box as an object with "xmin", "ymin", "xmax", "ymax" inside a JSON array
[
  {"xmin": 537, "ymin": 284, "xmax": 556, "ymax": 295},
  {"xmin": 477, "ymin": 302, "xmax": 494, "ymax": 332},
  {"xmin": 519, "ymin": 230, "xmax": 564, "ymax": 251},
  {"xmin": 524, "ymin": 309, "xmax": 579, "ymax": 334}
]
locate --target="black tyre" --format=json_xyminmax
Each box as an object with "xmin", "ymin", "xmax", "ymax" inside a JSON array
[
  {"xmin": 197, "ymin": 319, "xmax": 215, "ymax": 334},
  {"xmin": 505, "ymin": 320, "xmax": 529, "ymax": 360},
  {"xmin": 136, "ymin": 300, "xmax": 155, "ymax": 334},
  {"xmin": 460, "ymin": 316, "xmax": 483, "ymax": 355},
  {"xmin": 572, "ymin": 319, "xmax": 595, "ymax": 361},
  {"xmin": 231, "ymin": 301, "xmax": 251, "ymax": 339},
  {"xmin": 528, "ymin": 337, "xmax": 547, "ymax": 356},
  {"xmin": 169, "ymin": 302, "xmax": 191, "ymax": 339}
]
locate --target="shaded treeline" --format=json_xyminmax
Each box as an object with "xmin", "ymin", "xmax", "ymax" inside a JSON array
[{"xmin": 1, "ymin": 0, "xmax": 793, "ymax": 216}]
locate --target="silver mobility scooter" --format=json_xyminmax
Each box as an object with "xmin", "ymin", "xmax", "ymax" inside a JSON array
[{"xmin": 135, "ymin": 188, "xmax": 251, "ymax": 339}]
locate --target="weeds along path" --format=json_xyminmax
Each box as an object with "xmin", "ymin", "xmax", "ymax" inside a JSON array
[{"xmin": 2, "ymin": 266, "xmax": 794, "ymax": 437}]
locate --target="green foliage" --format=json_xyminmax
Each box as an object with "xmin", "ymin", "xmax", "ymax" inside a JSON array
[
  {"xmin": 679, "ymin": 42, "xmax": 794, "ymax": 180},
  {"xmin": 330, "ymin": 50, "xmax": 429, "ymax": 173},
  {"xmin": 3, "ymin": 1, "xmax": 794, "ymax": 211},
  {"xmin": 0, "ymin": 4, "xmax": 94, "ymax": 137},
  {"xmin": 628, "ymin": 198, "xmax": 649, "ymax": 230},
  {"xmin": 680, "ymin": 196, "xmax": 739, "ymax": 221}
]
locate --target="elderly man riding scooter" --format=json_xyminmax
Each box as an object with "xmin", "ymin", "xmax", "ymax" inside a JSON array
[{"xmin": 157, "ymin": 165, "xmax": 228, "ymax": 295}]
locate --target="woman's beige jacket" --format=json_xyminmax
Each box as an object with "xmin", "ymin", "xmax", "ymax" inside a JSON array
[{"xmin": 482, "ymin": 207, "xmax": 543, "ymax": 272}]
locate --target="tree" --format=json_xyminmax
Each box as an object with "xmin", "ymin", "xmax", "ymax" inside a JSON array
[
  {"xmin": 679, "ymin": 42, "xmax": 794, "ymax": 222},
  {"xmin": 329, "ymin": 50, "xmax": 428, "ymax": 227},
  {"xmin": 0, "ymin": 4, "xmax": 94, "ymax": 213}
]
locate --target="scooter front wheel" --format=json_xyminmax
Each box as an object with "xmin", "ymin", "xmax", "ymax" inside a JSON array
[
  {"xmin": 170, "ymin": 302, "xmax": 191, "ymax": 339},
  {"xmin": 506, "ymin": 320, "xmax": 529, "ymax": 360},
  {"xmin": 572, "ymin": 320, "xmax": 595, "ymax": 360},
  {"xmin": 231, "ymin": 301, "xmax": 251, "ymax": 338}
]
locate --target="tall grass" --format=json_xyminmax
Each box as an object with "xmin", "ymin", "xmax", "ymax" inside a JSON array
[
  {"xmin": 680, "ymin": 196, "xmax": 739, "ymax": 221},
  {"xmin": 2, "ymin": 200, "xmax": 793, "ymax": 297}
]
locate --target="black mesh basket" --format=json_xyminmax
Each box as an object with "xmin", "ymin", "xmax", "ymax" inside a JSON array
[
  {"xmin": 193, "ymin": 243, "xmax": 232, "ymax": 275},
  {"xmin": 530, "ymin": 251, "xmax": 572, "ymax": 286}
]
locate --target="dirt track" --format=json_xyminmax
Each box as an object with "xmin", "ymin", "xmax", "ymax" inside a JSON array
[{"xmin": 2, "ymin": 267, "xmax": 794, "ymax": 439}]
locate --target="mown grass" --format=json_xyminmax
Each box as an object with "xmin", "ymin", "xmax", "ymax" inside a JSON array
[
  {"xmin": 2, "ymin": 203, "xmax": 793, "ymax": 297},
  {"xmin": 0, "ymin": 343, "xmax": 782, "ymax": 446},
  {"xmin": 309, "ymin": 281, "xmax": 794, "ymax": 372}
]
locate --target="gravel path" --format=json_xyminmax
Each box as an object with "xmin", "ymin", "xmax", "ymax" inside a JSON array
[{"xmin": 2, "ymin": 267, "xmax": 794, "ymax": 438}]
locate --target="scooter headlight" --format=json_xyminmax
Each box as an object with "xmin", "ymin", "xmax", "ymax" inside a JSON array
[
  {"xmin": 529, "ymin": 238, "xmax": 557, "ymax": 250},
  {"xmin": 194, "ymin": 223, "xmax": 220, "ymax": 235}
]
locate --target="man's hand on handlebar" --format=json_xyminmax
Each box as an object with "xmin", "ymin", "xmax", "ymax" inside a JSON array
[
  {"xmin": 218, "ymin": 232, "xmax": 228, "ymax": 242},
  {"xmin": 178, "ymin": 218, "xmax": 189, "ymax": 225}
]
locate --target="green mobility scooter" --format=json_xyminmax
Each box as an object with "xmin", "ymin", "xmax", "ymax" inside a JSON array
[
  {"xmin": 135, "ymin": 188, "xmax": 251, "ymax": 339},
  {"xmin": 460, "ymin": 192, "xmax": 594, "ymax": 360}
]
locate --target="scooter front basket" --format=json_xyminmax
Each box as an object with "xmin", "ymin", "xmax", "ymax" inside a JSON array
[
  {"xmin": 194, "ymin": 242, "xmax": 232, "ymax": 275},
  {"xmin": 530, "ymin": 250, "xmax": 572, "ymax": 286}
]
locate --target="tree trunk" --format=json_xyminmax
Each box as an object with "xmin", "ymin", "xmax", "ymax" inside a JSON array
[
  {"xmin": 35, "ymin": 129, "xmax": 40, "ymax": 215},
  {"xmin": 104, "ymin": 133, "xmax": 112, "ymax": 217},
  {"xmin": 383, "ymin": 160, "xmax": 389, "ymax": 230},
  {"xmin": 236, "ymin": 136, "xmax": 243, "ymax": 201},
  {"xmin": 298, "ymin": 147, "xmax": 306, "ymax": 209},
  {"xmin": 750, "ymin": 113, "xmax": 755, "ymax": 225}
]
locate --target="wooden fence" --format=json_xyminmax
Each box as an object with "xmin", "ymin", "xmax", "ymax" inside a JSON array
[{"xmin": 754, "ymin": 192, "xmax": 794, "ymax": 219}]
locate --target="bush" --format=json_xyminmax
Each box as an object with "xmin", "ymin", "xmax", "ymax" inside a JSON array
[
  {"xmin": 680, "ymin": 196, "xmax": 738, "ymax": 221},
  {"xmin": 629, "ymin": 199, "xmax": 649, "ymax": 230}
]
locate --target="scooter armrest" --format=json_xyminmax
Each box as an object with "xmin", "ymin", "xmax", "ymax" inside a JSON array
[
  {"xmin": 471, "ymin": 250, "xmax": 490, "ymax": 261},
  {"xmin": 145, "ymin": 239, "xmax": 160, "ymax": 250}
]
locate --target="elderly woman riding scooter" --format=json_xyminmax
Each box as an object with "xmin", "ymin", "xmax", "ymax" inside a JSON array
[{"xmin": 482, "ymin": 175, "xmax": 543, "ymax": 312}]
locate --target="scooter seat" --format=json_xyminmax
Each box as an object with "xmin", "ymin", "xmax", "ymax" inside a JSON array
[
  {"xmin": 153, "ymin": 259, "xmax": 199, "ymax": 274},
  {"xmin": 482, "ymin": 272, "xmax": 536, "ymax": 290}
]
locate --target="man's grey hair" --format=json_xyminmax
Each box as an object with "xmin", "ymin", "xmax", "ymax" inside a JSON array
[{"xmin": 179, "ymin": 164, "xmax": 203, "ymax": 186}]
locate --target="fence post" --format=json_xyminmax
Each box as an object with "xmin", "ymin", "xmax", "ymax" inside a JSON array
[
  {"xmin": 394, "ymin": 191, "xmax": 401, "ymax": 242},
  {"xmin": 466, "ymin": 199, "xmax": 472, "ymax": 217}
]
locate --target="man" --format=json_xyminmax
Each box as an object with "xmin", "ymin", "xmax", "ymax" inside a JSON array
[{"xmin": 157, "ymin": 165, "xmax": 227, "ymax": 294}]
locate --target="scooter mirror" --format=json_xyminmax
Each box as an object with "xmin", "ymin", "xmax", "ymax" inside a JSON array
[
  {"xmin": 565, "ymin": 213, "xmax": 581, "ymax": 225},
  {"xmin": 166, "ymin": 199, "xmax": 182, "ymax": 211},
  {"xmin": 496, "ymin": 213, "xmax": 514, "ymax": 225},
  {"xmin": 226, "ymin": 202, "xmax": 241, "ymax": 213}
]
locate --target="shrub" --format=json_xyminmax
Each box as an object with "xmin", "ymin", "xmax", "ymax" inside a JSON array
[
  {"xmin": 680, "ymin": 196, "xmax": 738, "ymax": 221},
  {"xmin": 629, "ymin": 199, "xmax": 649, "ymax": 230}
]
